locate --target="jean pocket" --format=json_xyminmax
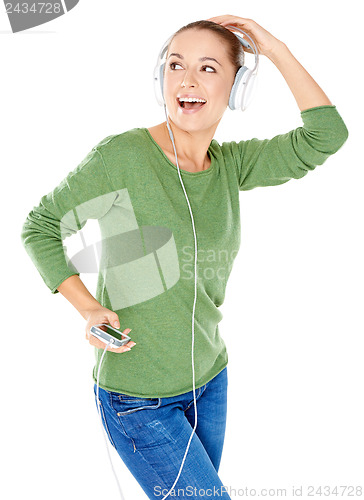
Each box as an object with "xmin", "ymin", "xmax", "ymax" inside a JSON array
[
  {"xmin": 111, "ymin": 396, "xmax": 183, "ymax": 450},
  {"xmin": 109, "ymin": 392, "xmax": 161, "ymax": 416}
]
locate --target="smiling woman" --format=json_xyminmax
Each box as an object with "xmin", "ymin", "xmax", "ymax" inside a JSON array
[{"xmin": 20, "ymin": 15, "xmax": 349, "ymax": 500}]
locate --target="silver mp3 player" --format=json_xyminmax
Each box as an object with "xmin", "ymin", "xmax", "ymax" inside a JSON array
[{"xmin": 90, "ymin": 324, "xmax": 131, "ymax": 348}]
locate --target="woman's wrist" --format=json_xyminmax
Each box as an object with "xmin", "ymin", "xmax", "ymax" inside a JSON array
[
  {"xmin": 265, "ymin": 41, "xmax": 332, "ymax": 111},
  {"xmin": 57, "ymin": 274, "xmax": 102, "ymax": 320},
  {"xmin": 265, "ymin": 40, "xmax": 289, "ymax": 64}
]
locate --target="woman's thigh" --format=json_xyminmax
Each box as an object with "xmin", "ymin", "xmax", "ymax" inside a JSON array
[
  {"xmin": 94, "ymin": 379, "xmax": 231, "ymax": 499},
  {"xmin": 184, "ymin": 367, "xmax": 228, "ymax": 472}
]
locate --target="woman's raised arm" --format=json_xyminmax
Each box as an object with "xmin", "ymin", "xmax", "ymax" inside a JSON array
[{"xmin": 207, "ymin": 14, "xmax": 332, "ymax": 111}]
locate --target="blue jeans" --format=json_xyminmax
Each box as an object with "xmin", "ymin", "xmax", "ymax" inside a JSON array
[{"xmin": 93, "ymin": 366, "xmax": 231, "ymax": 499}]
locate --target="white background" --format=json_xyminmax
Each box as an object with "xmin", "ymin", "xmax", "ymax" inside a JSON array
[{"xmin": 2, "ymin": 0, "xmax": 363, "ymax": 498}]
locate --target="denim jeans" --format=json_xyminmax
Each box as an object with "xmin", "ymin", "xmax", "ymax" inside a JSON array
[{"xmin": 93, "ymin": 366, "xmax": 231, "ymax": 499}]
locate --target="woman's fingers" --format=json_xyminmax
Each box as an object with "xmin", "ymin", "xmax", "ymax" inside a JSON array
[
  {"xmin": 91, "ymin": 336, "xmax": 135, "ymax": 353},
  {"xmin": 107, "ymin": 339, "xmax": 136, "ymax": 353},
  {"xmin": 206, "ymin": 15, "xmax": 283, "ymax": 57},
  {"xmin": 86, "ymin": 325, "xmax": 136, "ymax": 353},
  {"xmin": 206, "ymin": 15, "xmax": 251, "ymax": 25},
  {"xmin": 84, "ymin": 306, "xmax": 136, "ymax": 354}
]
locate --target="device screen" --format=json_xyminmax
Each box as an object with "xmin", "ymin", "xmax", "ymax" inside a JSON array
[{"xmin": 98, "ymin": 324, "xmax": 128, "ymax": 341}]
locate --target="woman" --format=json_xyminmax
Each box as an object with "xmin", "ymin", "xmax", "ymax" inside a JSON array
[{"xmin": 21, "ymin": 15, "xmax": 348, "ymax": 500}]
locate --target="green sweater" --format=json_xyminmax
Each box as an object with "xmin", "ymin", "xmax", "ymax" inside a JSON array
[{"xmin": 20, "ymin": 105, "xmax": 348, "ymax": 397}]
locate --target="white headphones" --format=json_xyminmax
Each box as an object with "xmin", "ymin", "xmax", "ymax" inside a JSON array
[{"xmin": 153, "ymin": 24, "xmax": 259, "ymax": 112}]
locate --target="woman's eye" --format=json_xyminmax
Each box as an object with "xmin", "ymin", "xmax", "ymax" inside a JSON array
[
  {"xmin": 202, "ymin": 65, "xmax": 216, "ymax": 73},
  {"xmin": 169, "ymin": 62, "xmax": 183, "ymax": 70}
]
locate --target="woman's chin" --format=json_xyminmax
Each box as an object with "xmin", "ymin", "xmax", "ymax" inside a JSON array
[{"xmin": 168, "ymin": 113, "xmax": 224, "ymax": 137}]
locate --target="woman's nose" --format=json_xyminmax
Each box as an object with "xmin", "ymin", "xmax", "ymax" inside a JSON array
[{"xmin": 181, "ymin": 70, "xmax": 197, "ymax": 88}]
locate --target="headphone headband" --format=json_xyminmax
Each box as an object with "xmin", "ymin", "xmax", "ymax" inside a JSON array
[{"xmin": 153, "ymin": 25, "xmax": 259, "ymax": 111}]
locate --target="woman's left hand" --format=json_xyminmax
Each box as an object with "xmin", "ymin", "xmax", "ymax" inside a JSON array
[{"xmin": 206, "ymin": 15, "xmax": 284, "ymax": 57}]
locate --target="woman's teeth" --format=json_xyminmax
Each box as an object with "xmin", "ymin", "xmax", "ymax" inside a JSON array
[
  {"xmin": 178, "ymin": 97, "xmax": 207, "ymax": 109},
  {"xmin": 178, "ymin": 98, "xmax": 207, "ymax": 103}
]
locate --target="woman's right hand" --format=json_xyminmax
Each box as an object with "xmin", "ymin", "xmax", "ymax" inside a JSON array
[{"xmin": 84, "ymin": 305, "xmax": 136, "ymax": 353}]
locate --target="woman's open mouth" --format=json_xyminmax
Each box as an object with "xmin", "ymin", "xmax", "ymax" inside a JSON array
[{"xmin": 177, "ymin": 97, "xmax": 207, "ymax": 114}]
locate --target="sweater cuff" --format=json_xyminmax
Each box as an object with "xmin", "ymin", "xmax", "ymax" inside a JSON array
[
  {"xmin": 51, "ymin": 272, "xmax": 80, "ymax": 294},
  {"xmin": 300, "ymin": 104, "xmax": 349, "ymax": 153},
  {"xmin": 300, "ymin": 104, "xmax": 337, "ymax": 114}
]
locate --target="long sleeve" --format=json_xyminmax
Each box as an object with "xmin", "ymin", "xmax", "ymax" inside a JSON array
[
  {"xmin": 20, "ymin": 136, "xmax": 117, "ymax": 294},
  {"xmin": 223, "ymin": 105, "xmax": 349, "ymax": 191}
]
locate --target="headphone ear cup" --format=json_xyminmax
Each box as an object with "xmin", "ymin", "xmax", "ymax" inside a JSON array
[
  {"xmin": 229, "ymin": 66, "xmax": 247, "ymax": 110},
  {"xmin": 229, "ymin": 66, "xmax": 250, "ymax": 111},
  {"xmin": 153, "ymin": 62, "xmax": 165, "ymax": 106},
  {"xmin": 241, "ymin": 71, "xmax": 257, "ymax": 111}
]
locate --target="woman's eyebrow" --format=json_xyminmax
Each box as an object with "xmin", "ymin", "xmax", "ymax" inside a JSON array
[{"xmin": 168, "ymin": 52, "xmax": 222, "ymax": 66}]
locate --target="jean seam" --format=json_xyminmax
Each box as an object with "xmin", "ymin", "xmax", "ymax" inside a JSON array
[
  {"xmin": 97, "ymin": 397, "xmax": 117, "ymax": 449},
  {"xmin": 133, "ymin": 446, "xmax": 179, "ymax": 494},
  {"xmin": 105, "ymin": 390, "xmax": 138, "ymax": 452}
]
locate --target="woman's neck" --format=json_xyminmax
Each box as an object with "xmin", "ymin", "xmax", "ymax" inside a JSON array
[{"xmin": 163, "ymin": 120, "xmax": 216, "ymax": 172}]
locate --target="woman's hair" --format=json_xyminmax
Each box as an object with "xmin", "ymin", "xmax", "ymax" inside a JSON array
[{"xmin": 167, "ymin": 20, "xmax": 244, "ymax": 76}]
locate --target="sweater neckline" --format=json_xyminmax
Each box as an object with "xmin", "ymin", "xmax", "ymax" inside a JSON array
[{"xmin": 141, "ymin": 128, "xmax": 215, "ymax": 177}]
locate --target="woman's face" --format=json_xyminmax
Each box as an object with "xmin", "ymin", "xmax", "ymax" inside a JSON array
[{"xmin": 163, "ymin": 29, "xmax": 236, "ymax": 134}]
